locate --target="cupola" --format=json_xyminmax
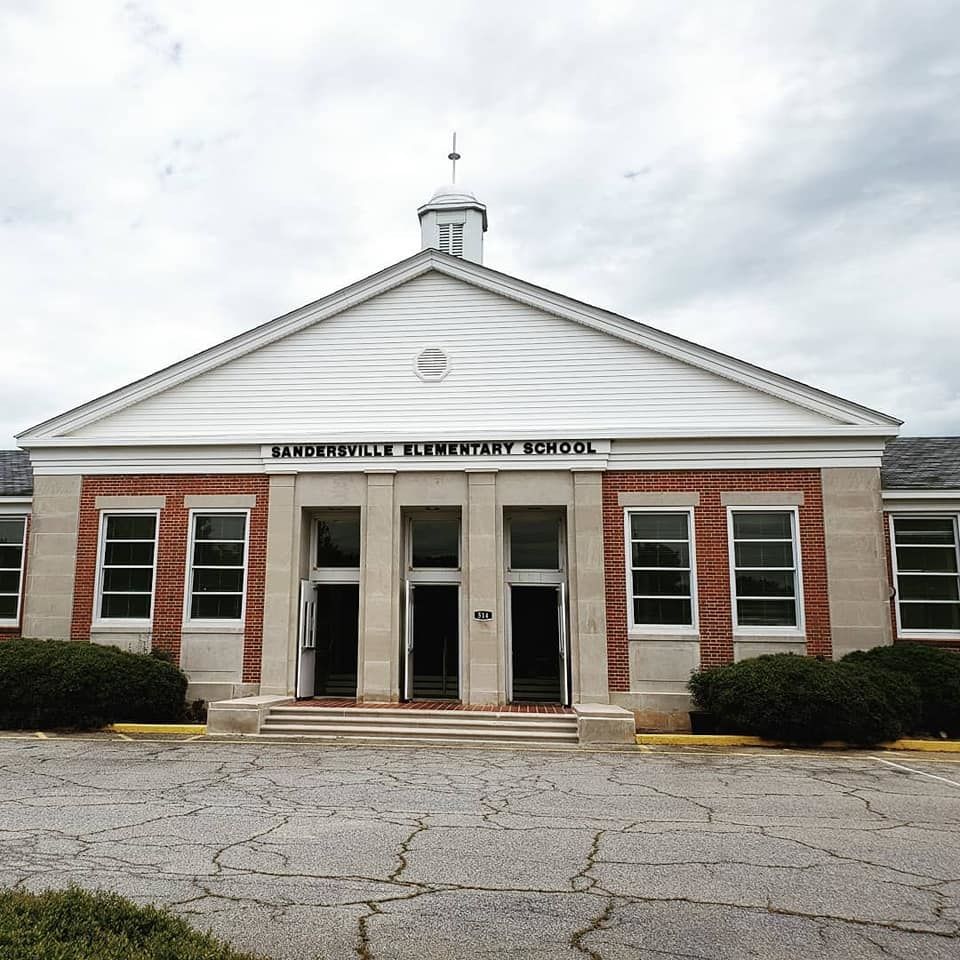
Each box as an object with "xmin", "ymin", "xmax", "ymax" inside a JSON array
[{"xmin": 417, "ymin": 135, "xmax": 487, "ymax": 263}]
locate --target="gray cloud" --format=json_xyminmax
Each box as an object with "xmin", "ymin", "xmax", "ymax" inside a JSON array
[{"xmin": 2, "ymin": 0, "xmax": 959, "ymax": 446}]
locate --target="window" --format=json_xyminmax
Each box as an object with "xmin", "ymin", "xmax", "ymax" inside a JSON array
[
  {"xmin": 0, "ymin": 516, "xmax": 27, "ymax": 624},
  {"xmin": 729, "ymin": 509, "xmax": 801, "ymax": 630},
  {"xmin": 316, "ymin": 515, "xmax": 361, "ymax": 568},
  {"xmin": 410, "ymin": 516, "xmax": 460, "ymax": 569},
  {"xmin": 626, "ymin": 511, "xmax": 696, "ymax": 628},
  {"xmin": 509, "ymin": 514, "xmax": 562, "ymax": 571},
  {"xmin": 97, "ymin": 513, "xmax": 158, "ymax": 620},
  {"xmin": 187, "ymin": 513, "xmax": 248, "ymax": 621},
  {"xmin": 891, "ymin": 516, "xmax": 960, "ymax": 634}
]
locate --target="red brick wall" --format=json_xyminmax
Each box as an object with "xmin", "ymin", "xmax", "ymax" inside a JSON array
[
  {"xmin": 602, "ymin": 470, "xmax": 831, "ymax": 692},
  {"xmin": 71, "ymin": 477, "xmax": 269, "ymax": 682},
  {"xmin": 0, "ymin": 513, "xmax": 30, "ymax": 640}
]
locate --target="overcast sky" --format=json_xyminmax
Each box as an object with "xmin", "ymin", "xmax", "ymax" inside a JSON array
[{"xmin": 3, "ymin": 1, "xmax": 959, "ymax": 446}]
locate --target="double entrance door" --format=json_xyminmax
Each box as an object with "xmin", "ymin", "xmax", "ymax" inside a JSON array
[
  {"xmin": 402, "ymin": 512, "xmax": 462, "ymax": 700},
  {"xmin": 296, "ymin": 513, "xmax": 362, "ymax": 699},
  {"xmin": 506, "ymin": 511, "xmax": 569, "ymax": 705}
]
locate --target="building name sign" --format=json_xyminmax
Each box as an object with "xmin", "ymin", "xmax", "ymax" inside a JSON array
[{"xmin": 265, "ymin": 439, "xmax": 607, "ymax": 460}]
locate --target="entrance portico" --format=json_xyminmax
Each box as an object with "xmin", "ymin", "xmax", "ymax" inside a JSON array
[{"xmin": 260, "ymin": 466, "xmax": 609, "ymax": 707}]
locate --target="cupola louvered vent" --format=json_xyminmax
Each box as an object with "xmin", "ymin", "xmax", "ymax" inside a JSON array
[
  {"xmin": 438, "ymin": 222, "xmax": 464, "ymax": 257},
  {"xmin": 415, "ymin": 346, "xmax": 450, "ymax": 381}
]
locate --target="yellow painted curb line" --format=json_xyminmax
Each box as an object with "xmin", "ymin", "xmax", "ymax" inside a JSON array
[
  {"xmin": 636, "ymin": 733, "xmax": 960, "ymax": 752},
  {"xmin": 107, "ymin": 723, "xmax": 206, "ymax": 735},
  {"xmin": 889, "ymin": 738, "xmax": 960, "ymax": 753}
]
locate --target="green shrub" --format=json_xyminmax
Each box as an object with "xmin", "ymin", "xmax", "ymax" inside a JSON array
[
  {"xmin": 688, "ymin": 653, "xmax": 920, "ymax": 745},
  {"xmin": 842, "ymin": 643, "xmax": 960, "ymax": 737},
  {"xmin": 0, "ymin": 886, "xmax": 264, "ymax": 959},
  {"xmin": 0, "ymin": 639, "xmax": 187, "ymax": 730}
]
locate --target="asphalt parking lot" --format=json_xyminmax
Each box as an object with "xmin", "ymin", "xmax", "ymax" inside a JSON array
[{"xmin": 0, "ymin": 736, "xmax": 958, "ymax": 959}]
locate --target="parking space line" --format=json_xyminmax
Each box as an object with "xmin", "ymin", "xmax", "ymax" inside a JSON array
[{"xmin": 872, "ymin": 756, "xmax": 960, "ymax": 788}]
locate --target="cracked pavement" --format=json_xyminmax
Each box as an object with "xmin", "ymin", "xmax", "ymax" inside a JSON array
[{"xmin": 0, "ymin": 739, "xmax": 958, "ymax": 959}]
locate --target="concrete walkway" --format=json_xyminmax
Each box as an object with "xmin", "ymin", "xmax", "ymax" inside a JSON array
[{"xmin": 0, "ymin": 738, "xmax": 958, "ymax": 959}]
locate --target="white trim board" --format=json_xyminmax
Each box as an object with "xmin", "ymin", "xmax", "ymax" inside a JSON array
[{"xmin": 17, "ymin": 250, "xmax": 900, "ymax": 445}]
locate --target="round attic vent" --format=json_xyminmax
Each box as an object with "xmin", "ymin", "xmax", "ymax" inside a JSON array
[{"xmin": 415, "ymin": 346, "xmax": 450, "ymax": 381}]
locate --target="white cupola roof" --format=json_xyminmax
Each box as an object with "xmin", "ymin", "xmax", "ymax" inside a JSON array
[{"xmin": 417, "ymin": 183, "xmax": 488, "ymax": 264}]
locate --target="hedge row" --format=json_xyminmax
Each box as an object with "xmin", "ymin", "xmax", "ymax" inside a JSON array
[
  {"xmin": 0, "ymin": 886, "xmax": 264, "ymax": 960},
  {"xmin": 0, "ymin": 639, "xmax": 188, "ymax": 729},
  {"xmin": 688, "ymin": 644, "xmax": 960, "ymax": 745}
]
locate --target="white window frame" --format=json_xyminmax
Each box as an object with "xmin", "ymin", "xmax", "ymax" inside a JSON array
[
  {"xmin": 184, "ymin": 509, "xmax": 250, "ymax": 626},
  {"xmin": 625, "ymin": 507, "xmax": 699, "ymax": 636},
  {"xmin": 727, "ymin": 505, "xmax": 805, "ymax": 637},
  {"xmin": 889, "ymin": 512, "xmax": 960, "ymax": 641},
  {"xmin": 0, "ymin": 514, "xmax": 28, "ymax": 627},
  {"xmin": 310, "ymin": 510, "xmax": 363, "ymax": 584},
  {"xmin": 93, "ymin": 509, "xmax": 160, "ymax": 627}
]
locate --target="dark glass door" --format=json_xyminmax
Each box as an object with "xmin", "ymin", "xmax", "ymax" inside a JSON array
[
  {"xmin": 410, "ymin": 584, "xmax": 459, "ymax": 699},
  {"xmin": 315, "ymin": 584, "xmax": 359, "ymax": 697},
  {"xmin": 510, "ymin": 585, "xmax": 564, "ymax": 703}
]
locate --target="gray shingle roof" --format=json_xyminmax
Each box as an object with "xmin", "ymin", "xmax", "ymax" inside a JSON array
[
  {"xmin": 0, "ymin": 451, "xmax": 32, "ymax": 497},
  {"xmin": 882, "ymin": 437, "xmax": 960, "ymax": 490}
]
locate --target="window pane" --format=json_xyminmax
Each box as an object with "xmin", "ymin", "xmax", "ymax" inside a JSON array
[
  {"xmin": 0, "ymin": 518, "xmax": 25, "ymax": 545},
  {"xmin": 316, "ymin": 517, "xmax": 361, "ymax": 567},
  {"xmin": 102, "ymin": 568, "xmax": 153, "ymax": 592},
  {"xmin": 632, "ymin": 542, "xmax": 689, "ymax": 568},
  {"xmin": 734, "ymin": 541, "xmax": 794, "ymax": 568},
  {"xmin": 736, "ymin": 571, "xmax": 796, "ymax": 598},
  {"xmin": 191, "ymin": 594, "xmax": 242, "ymax": 620},
  {"xmin": 897, "ymin": 575, "xmax": 960, "ymax": 602},
  {"xmin": 105, "ymin": 515, "xmax": 156, "ymax": 540},
  {"xmin": 193, "ymin": 541, "xmax": 244, "ymax": 566},
  {"xmin": 736, "ymin": 598, "xmax": 797, "ymax": 627},
  {"xmin": 104, "ymin": 541, "xmax": 155, "ymax": 566},
  {"xmin": 895, "ymin": 546, "xmax": 958, "ymax": 574},
  {"xmin": 0, "ymin": 570, "xmax": 20, "ymax": 593},
  {"xmin": 193, "ymin": 569, "xmax": 244, "ymax": 594},
  {"xmin": 901, "ymin": 602, "xmax": 960, "ymax": 631},
  {"xmin": 631, "ymin": 513, "xmax": 688, "ymax": 541},
  {"xmin": 510, "ymin": 516, "xmax": 560, "ymax": 570},
  {"xmin": 733, "ymin": 512, "xmax": 792, "ymax": 540},
  {"xmin": 194, "ymin": 514, "xmax": 246, "ymax": 541},
  {"xmin": 633, "ymin": 570, "xmax": 690, "ymax": 597},
  {"xmin": 101, "ymin": 593, "xmax": 151, "ymax": 619},
  {"xmin": 893, "ymin": 517, "xmax": 956, "ymax": 545},
  {"xmin": 411, "ymin": 518, "xmax": 459, "ymax": 568},
  {"xmin": 634, "ymin": 597, "xmax": 691, "ymax": 625},
  {"xmin": 0, "ymin": 595, "xmax": 17, "ymax": 618},
  {"xmin": 0, "ymin": 545, "xmax": 23, "ymax": 569}
]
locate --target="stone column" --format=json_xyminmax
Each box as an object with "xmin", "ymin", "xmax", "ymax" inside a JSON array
[
  {"xmin": 260, "ymin": 474, "xmax": 297, "ymax": 695},
  {"xmin": 572, "ymin": 470, "xmax": 609, "ymax": 703},
  {"xmin": 822, "ymin": 467, "xmax": 892, "ymax": 657},
  {"xmin": 466, "ymin": 471, "xmax": 499, "ymax": 704},
  {"xmin": 359, "ymin": 472, "xmax": 396, "ymax": 701},
  {"xmin": 22, "ymin": 474, "xmax": 82, "ymax": 641}
]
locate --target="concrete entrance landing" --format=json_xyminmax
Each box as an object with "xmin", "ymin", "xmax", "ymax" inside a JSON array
[{"xmin": 207, "ymin": 695, "xmax": 635, "ymax": 744}]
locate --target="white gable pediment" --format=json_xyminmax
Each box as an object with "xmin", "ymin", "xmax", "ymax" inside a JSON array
[{"xmin": 20, "ymin": 252, "xmax": 899, "ymax": 446}]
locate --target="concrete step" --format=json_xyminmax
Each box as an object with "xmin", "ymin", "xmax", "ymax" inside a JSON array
[
  {"xmin": 264, "ymin": 711, "xmax": 575, "ymax": 731},
  {"xmin": 257, "ymin": 721, "xmax": 580, "ymax": 741},
  {"xmin": 259, "ymin": 704, "xmax": 579, "ymax": 744},
  {"xmin": 269, "ymin": 705, "xmax": 573, "ymax": 722}
]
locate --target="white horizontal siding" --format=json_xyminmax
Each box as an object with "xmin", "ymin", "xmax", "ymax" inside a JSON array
[{"xmin": 71, "ymin": 272, "xmax": 840, "ymax": 440}]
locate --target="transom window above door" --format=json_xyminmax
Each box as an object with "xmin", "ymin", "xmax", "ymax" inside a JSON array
[
  {"xmin": 409, "ymin": 515, "xmax": 460, "ymax": 570},
  {"xmin": 316, "ymin": 514, "xmax": 361, "ymax": 568},
  {"xmin": 508, "ymin": 513, "xmax": 562, "ymax": 571}
]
